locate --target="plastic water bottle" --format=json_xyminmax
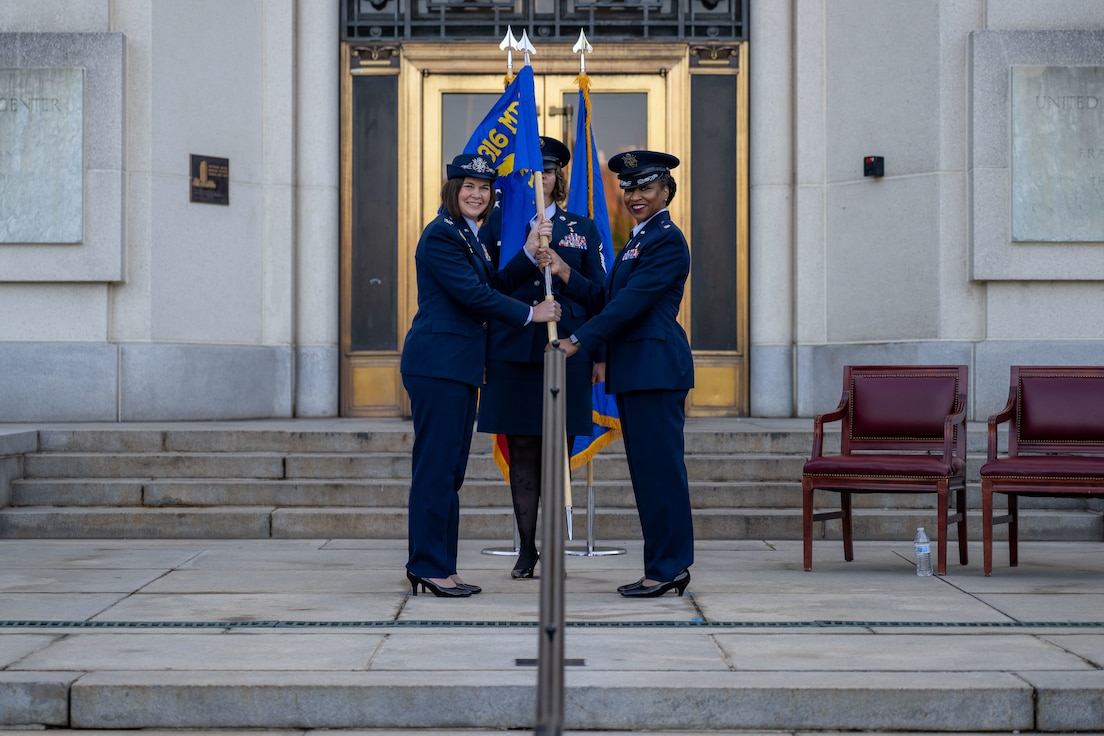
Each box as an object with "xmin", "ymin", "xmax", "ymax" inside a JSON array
[{"xmin": 914, "ymin": 527, "xmax": 933, "ymax": 577}]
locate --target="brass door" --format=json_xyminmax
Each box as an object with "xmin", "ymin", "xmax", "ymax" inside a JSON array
[{"xmin": 340, "ymin": 42, "xmax": 748, "ymax": 417}]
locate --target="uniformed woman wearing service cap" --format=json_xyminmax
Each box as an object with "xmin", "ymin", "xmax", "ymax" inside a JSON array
[
  {"xmin": 401, "ymin": 153, "xmax": 561, "ymax": 598},
  {"xmin": 477, "ymin": 136, "xmax": 607, "ymax": 580},
  {"xmin": 540, "ymin": 149, "xmax": 694, "ymax": 598}
]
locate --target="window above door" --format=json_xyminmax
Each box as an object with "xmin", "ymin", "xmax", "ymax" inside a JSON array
[{"xmin": 342, "ymin": 0, "xmax": 748, "ymax": 43}]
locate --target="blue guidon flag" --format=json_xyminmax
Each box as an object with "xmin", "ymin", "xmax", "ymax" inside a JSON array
[
  {"xmin": 464, "ymin": 65, "xmax": 544, "ymax": 265},
  {"xmin": 567, "ymin": 74, "xmax": 613, "ymax": 275}
]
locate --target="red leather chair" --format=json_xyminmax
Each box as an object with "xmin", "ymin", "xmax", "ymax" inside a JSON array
[
  {"xmin": 803, "ymin": 365, "xmax": 969, "ymax": 576},
  {"xmin": 980, "ymin": 366, "xmax": 1104, "ymax": 575}
]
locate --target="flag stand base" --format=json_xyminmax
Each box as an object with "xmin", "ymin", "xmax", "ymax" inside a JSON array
[
  {"xmin": 564, "ymin": 546, "xmax": 624, "ymax": 556},
  {"xmin": 563, "ymin": 483, "xmax": 625, "ymax": 556},
  {"xmin": 481, "ymin": 527, "xmax": 521, "ymax": 556}
]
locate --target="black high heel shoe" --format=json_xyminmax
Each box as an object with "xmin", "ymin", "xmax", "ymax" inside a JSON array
[
  {"xmin": 511, "ymin": 552, "xmax": 539, "ymax": 579},
  {"xmin": 455, "ymin": 582, "xmax": 482, "ymax": 594},
  {"xmin": 406, "ymin": 571, "xmax": 472, "ymax": 598},
  {"xmin": 617, "ymin": 578, "xmax": 645, "ymax": 593},
  {"xmin": 619, "ymin": 569, "xmax": 690, "ymax": 598}
]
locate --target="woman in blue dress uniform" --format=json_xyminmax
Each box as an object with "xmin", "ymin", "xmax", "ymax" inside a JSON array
[
  {"xmin": 477, "ymin": 137, "xmax": 607, "ymax": 579},
  {"xmin": 401, "ymin": 153, "xmax": 561, "ymax": 598},
  {"xmin": 541, "ymin": 150, "xmax": 694, "ymax": 597}
]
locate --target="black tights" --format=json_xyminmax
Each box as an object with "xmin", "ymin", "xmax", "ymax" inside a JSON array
[{"xmin": 505, "ymin": 434, "xmax": 573, "ymax": 570}]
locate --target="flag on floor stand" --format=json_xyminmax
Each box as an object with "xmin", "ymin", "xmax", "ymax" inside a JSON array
[
  {"xmin": 463, "ymin": 64, "xmax": 543, "ymax": 265},
  {"xmin": 485, "ymin": 71, "xmax": 623, "ymax": 484},
  {"xmin": 492, "ymin": 433, "xmax": 512, "ymax": 483},
  {"xmin": 470, "ymin": 64, "xmax": 546, "ymax": 485},
  {"xmin": 569, "ymin": 386, "xmax": 622, "ymax": 469},
  {"xmin": 567, "ymin": 71, "xmax": 620, "ymax": 470},
  {"xmin": 567, "ymin": 73, "xmax": 613, "ymax": 273}
]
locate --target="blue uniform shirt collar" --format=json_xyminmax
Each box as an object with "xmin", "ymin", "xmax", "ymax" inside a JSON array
[
  {"xmin": 529, "ymin": 203, "xmax": 556, "ymax": 226},
  {"xmin": 631, "ymin": 208, "xmax": 668, "ymax": 238}
]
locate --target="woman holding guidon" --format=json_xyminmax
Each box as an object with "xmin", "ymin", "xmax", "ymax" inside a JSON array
[
  {"xmin": 541, "ymin": 150, "xmax": 694, "ymax": 598},
  {"xmin": 478, "ymin": 136, "xmax": 607, "ymax": 580},
  {"xmin": 401, "ymin": 153, "xmax": 561, "ymax": 598}
]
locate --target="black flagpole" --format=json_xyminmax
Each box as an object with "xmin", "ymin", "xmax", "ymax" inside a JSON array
[{"xmin": 535, "ymin": 336, "xmax": 567, "ymax": 735}]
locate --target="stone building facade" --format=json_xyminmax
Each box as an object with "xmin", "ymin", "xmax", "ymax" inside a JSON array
[{"xmin": 1, "ymin": 0, "xmax": 1102, "ymax": 422}]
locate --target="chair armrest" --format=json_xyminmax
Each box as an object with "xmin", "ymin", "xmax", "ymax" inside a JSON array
[
  {"xmin": 986, "ymin": 389, "xmax": 1017, "ymax": 462},
  {"xmin": 943, "ymin": 394, "xmax": 968, "ymax": 459},
  {"xmin": 810, "ymin": 394, "xmax": 848, "ymax": 459}
]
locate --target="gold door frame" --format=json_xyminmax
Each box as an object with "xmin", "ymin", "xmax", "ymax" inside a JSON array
[
  {"xmin": 340, "ymin": 42, "xmax": 748, "ymax": 417},
  {"xmin": 686, "ymin": 42, "xmax": 750, "ymax": 416}
]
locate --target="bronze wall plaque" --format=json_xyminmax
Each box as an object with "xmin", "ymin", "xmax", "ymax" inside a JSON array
[{"xmin": 189, "ymin": 154, "xmax": 229, "ymax": 205}]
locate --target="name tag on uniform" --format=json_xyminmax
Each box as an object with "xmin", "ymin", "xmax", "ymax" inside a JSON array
[{"xmin": 559, "ymin": 232, "xmax": 587, "ymax": 250}]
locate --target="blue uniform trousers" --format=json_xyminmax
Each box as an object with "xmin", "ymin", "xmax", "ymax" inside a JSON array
[
  {"xmin": 404, "ymin": 374, "xmax": 478, "ymax": 579},
  {"xmin": 616, "ymin": 388, "xmax": 695, "ymax": 582}
]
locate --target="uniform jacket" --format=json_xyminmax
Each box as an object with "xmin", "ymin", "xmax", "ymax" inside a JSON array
[
  {"xmin": 563, "ymin": 210, "xmax": 694, "ymax": 394},
  {"xmin": 400, "ymin": 212, "xmax": 535, "ymax": 387},
  {"xmin": 481, "ymin": 205, "xmax": 606, "ymax": 364}
]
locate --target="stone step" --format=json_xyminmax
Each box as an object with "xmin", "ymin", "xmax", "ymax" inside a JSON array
[
  {"xmin": 20, "ymin": 451, "xmax": 810, "ymax": 482},
  {"xmin": 9, "ymin": 478, "xmax": 801, "ymax": 508},
  {"xmin": 18, "ymin": 446, "xmax": 1022, "ymax": 485},
  {"xmin": 32, "ymin": 424, "xmax": 823, "ymax": 455},
  {"xmin": 5, "ymin": 669, "xmax": 1060, "ymax": 732},
  {"xmin": 0, "ymin": 504, "xmax": 1097, "ymax": 541},
  {"xmin": 11, "ymin": 475, "xmax": 1091, "ymax": 511},
  {"xmin": 6, "ymin": 422, "xmax": 1096, "ymax": 543},
  {"xmin": 19, "ymin": 449, "xmax": 1024, "ymax": 485}
]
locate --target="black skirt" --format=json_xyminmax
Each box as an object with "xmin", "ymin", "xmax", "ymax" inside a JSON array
[{"xmin": 477, "ymin": 359, "xmax": 595, "ymax": 436}]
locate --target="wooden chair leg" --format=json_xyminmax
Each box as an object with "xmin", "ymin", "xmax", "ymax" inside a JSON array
[
  {"xmin": 935, "ymin": 486, "xmax": 948, "ymax": 576},
  {"xmin": 982, "ymin": 482, "xmax": 994, "ymax": 576},
  {"xmin": 840, "ymin": 492, "xmax": 853, "ymax": 562},
  {"xmin": 955, "ymin": 487, "xmax": 968, "ymax": 565},
  {"xmin": 1008, "ymin": 494, "xmax": 1019, "ymax": 568},
  {"xmin": 802, "ymin": 480, "xmax": 814, "ymax": 571}
]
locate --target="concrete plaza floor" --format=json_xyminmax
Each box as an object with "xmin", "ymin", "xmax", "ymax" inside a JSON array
[{"xmin": 2, "ymin": 536, "xmax": 1104, "ymax": 732}]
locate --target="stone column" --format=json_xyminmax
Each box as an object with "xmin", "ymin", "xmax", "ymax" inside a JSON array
[
  {"xmin": 293, "ymin": 0, "xmax": 340, "ymax": 416},
  {"xmin": 748, "ymin": 0, "xmax": 795, "ymax": 416}
]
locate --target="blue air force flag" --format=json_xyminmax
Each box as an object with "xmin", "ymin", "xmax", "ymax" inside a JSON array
[
  {"xmin": 463, "ymin": 65, "xmax": 544, "ymax": 264},
  {"xmin": 567, "ymin": 78, "xmax": 614, "ymax": 272}
]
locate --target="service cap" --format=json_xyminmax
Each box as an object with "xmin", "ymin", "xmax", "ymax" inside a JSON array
[
  {"xmin": 539, "ymin": 136, "xmax": 571, "ymax": 169},
  {"xmin": 608, "ymin": 150, "xmax": 680, "ymax": 189},
  {"xmin": 446, "ymin": 153, "xmax": 498, "ymax": 180}
]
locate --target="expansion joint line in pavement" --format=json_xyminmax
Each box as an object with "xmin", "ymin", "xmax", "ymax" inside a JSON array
[{"xmin": 0, "ymin": 620, "xmax": 1102, "ymax": 629}]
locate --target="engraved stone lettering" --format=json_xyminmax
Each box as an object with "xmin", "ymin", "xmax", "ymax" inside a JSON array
[
  {"xmin": 1011, "ymin": 66, "xmax": 1104, "ymax": 242},
  {"xmin": 0, "ymin": 68, "xmax": 84, "ymax": 244}
]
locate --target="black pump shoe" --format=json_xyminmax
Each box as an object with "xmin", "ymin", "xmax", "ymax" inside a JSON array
[
  {"xmin": 616, "ymin": 578, "xmax": 645, "ymax": 593},
  {"xmin": 455, "ymin": 582, "xmax": 482, "ymax": 594},
  {"xmin": 406, "ymin": 571, "xmax": 472, "ymax": 598},
  {"xmin": 619, "ymin": 569, "xmax": 690, "ymax": 598},
  {"xmin": 511, "ymin": 552, "xmax": 539, "ymax": 579}
]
